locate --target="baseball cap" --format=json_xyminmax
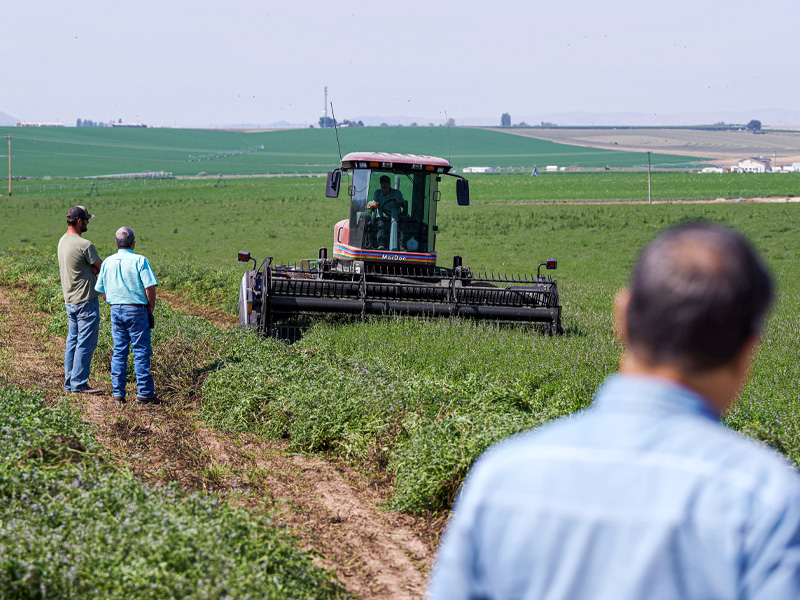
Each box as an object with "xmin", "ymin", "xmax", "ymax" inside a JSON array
[{"xmin": 66, "ymin": 206, "xmax": 95, "ymax": 220}]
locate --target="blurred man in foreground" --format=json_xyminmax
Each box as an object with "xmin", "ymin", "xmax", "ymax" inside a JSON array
[{"xmin": 429, "ymin": 223, "xmax": 800, "ymax": 599}]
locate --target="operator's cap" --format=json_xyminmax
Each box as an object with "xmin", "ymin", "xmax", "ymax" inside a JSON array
[{"xmin": 66, "ymin": 205, "xmax": 94, "ymax": 220}]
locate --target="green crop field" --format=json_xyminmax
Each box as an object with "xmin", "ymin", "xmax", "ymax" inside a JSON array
[
  {"xmin": 2, "ymin": 176, "xmax": 799, "ymax": 518},
  {"xmin": 1, "ymin": 174, "xmax": 798, "ymax": 275},
  {"xmin": 0, "ymin": 126, "xmax": 706, "ymax": 179},
  {"xmin": 2, "ymin": 178, "xmax": 800, "ymax": 591}
]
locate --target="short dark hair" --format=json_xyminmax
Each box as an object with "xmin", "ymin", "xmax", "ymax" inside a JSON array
[
  {"xmin": 380, "ymin": 175, "xmax": 391, "ymax": 184},
  {"xmin": 626, "ymin": 223, "xmax": 773, "ymax": 372}
]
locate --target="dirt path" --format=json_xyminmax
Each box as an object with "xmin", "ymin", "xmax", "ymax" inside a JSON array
[{"xmin": 0, "ymin": 286, "xmax": 436, "ymax": 599}]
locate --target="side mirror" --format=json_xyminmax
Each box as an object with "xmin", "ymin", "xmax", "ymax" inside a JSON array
[
  {"xmin": 456, "ymin": 178, "xmax": 470, "ymax": 206},
  {"xmin": 325, "ymin": 169, "xmax": 341, "ymax": 198},
  {"xmin": 238, "ymin": 250, "xmax": 256, "ymax": 269}
]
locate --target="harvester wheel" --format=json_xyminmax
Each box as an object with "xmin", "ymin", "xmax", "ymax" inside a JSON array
[
  {"xmin": 238, "ymin": 270, "xmax": 260, "ymax": 330},
  {"xmin": 546, "ymin": 319, "xmax": 563, "ymax": 337}
]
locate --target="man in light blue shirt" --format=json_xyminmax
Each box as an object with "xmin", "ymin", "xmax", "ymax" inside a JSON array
[
  {"xmin": 95, "ymin": 226, "xmax": 160, "ymax": 405},
  {"xmin": 429, "ymin": 223, "xmax": 800, "ymax": 599}
]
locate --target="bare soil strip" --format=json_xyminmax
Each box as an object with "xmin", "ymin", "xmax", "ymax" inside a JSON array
[
  {"xmin": 0, "ymin": 286, "xmax": 436, "ymax": 599},
  {"xmin": 486, "ymin": 127, "xmax": 800, "ymax": 165},
  {"xmin": 505, "ymin": 197, "xmax": 800, "ymax": 206}
]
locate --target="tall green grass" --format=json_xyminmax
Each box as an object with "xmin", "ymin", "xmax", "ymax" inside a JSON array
[
  {"xmin": 2, "ymin": 187, "xmax": 799, "ymax": 514},
  {"xmin": 0, "ymin": 384, "xmax": 344, "ymax": 598},
  {"xmin": 2, "ymin": 174, "xmax": 798, "ymax": 276}
]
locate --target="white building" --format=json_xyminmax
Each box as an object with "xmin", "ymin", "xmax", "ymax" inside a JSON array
[
  {"xmin": 738, "ymin": 157, "xmax": 771, "ymax": 173},
  {"xmin": 463, "ymin": 166, "xmax": 496, "ymax": 173}
]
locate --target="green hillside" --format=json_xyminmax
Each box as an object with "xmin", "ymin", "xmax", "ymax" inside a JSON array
[{"xmin": 0, "ymin": 126, "xmax": 706, "ymax": 179}]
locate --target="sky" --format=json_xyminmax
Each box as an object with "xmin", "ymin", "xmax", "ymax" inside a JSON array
[{"xmin": 3, "ymin": 0, "xmax": 799, "ymax": 128}]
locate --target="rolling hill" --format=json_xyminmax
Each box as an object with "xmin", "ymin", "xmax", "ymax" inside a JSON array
[{"xmin": 0, "ymin": 126, "xmax": 707, "ymax": 179}]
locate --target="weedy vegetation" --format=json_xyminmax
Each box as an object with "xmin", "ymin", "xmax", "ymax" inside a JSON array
[
  {"xmin": 4, "ymin": 130, "xmax": 797, "ymax": 593},
  {"xmin": 2, "ymin": 177, "xmax": 799, "ymax": 517},
  {"xmin": 0, "ymin": 383, "xmax": 345, "ymax": 598},
  {"xmin": 1, "ymin": 172, "xmax": 799, "ymax": 598}
]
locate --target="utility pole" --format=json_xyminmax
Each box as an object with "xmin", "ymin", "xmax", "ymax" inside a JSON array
[
  {"xmin": 5, "ymin": 136, "xmax": 10, "ymax": 197},
  {"xmin": 647, "ymin": 151, "xmax": 652, "ymax": 205},
  {"xmin": 324, "ymin": 86, "xmax": 328, "ymax": 122}
]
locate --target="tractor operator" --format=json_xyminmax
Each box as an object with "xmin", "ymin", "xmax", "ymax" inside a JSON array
[
  {"xmin": 429, "ymin": 223, "xmax": 800, "ymax": 599},
  {"xmin": 371, "ymin": 175, "xmax": 407, "ymax": 250}
]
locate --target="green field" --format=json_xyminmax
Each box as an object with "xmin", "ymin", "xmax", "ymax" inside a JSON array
[
  {"xmin": 2, "ymin": 184, "xmax": 800, "ymax": 592},
  {"xmin": 1, "ymin": 174, "xmax": 798, "ymax": 276},
  {"xmin": 0, "ymin": 378, "xmax": 344, "ymax": 598},
  {"xmin": 2, "ymin": 176, "xmax": 799, "ymax": 516},
  {"xmin": 0, "ymin": 126, "xmax": 706, "ymax": 179},
  {"xmin": 4, "ymin": 168, "xmax": 797, "ymax": 598}
]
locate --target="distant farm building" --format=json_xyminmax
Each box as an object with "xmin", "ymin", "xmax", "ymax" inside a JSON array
[
  {"xmin": 16, "ymin": 122, "xmax": 64, "ymax": 127},
  {"xmin": 545, "ymin": 165, "xmax": 558, "ymax": 172},
  {"xmin": 463, "ymin": 166, "xmax": 496, "ymax": 173},
  {"xmin": 701, "ymin": 167, "xmax": 725, "ymax": 173},
  {"xmin": 737, "ymin": 157, "xmax": 771, "ymax": 173},
  {"xmin": 111, "ymin": 123, "xmax": 147, "ymax": 128}
]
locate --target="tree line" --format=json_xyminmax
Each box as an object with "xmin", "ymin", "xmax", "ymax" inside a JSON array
[{"xmin": 76, "ymin": 118, "xmax": 124, "ymax": 127}]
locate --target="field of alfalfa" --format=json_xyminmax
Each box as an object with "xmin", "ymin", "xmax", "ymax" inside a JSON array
[
  {"xmin": 0, "ymin": 125, "xmax": 705, "ymax": 179},
  {"xmin": 1, "ymin": 130, "xmax": 799, "ymax": 595},
  {"xmin": 3, "ymin": 174, "xmax": 800, "ymax": 509}
]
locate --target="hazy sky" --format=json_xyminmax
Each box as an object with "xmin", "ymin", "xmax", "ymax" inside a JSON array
[{"xmin": 3, "ymin": 0, "xmax": 798, "ymax": 127}]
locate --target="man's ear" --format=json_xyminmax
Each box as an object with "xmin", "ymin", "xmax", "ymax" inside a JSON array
[{"xmin": 613, "ymin": 288, "xmax": 631, "ymax": 343}]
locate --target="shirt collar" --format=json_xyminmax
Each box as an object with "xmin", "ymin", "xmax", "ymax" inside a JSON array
[
  {"xmin": 593, "ymin": 373, "xmax": 721, "ymax": 421},
  {"xmin": 117, "ymin": 249, "xmax": 135, "ymax": 254}
]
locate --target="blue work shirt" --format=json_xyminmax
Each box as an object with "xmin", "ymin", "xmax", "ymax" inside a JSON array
[
  {"xmin": 428, "ymin": 374, "xmax": 800, "ymax": 600},
  {"xmin": 95, "ymin": 249, "xmax": 158, "ymax": 305}
]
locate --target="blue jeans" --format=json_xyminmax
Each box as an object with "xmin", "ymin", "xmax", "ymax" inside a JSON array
[
  {"xmin": 64, "ymin": 297, "xmax": 100, "ymax": 392},
  {"xmin": 110, "ymin": 305, "xmax": 154, "ymax": 399}
]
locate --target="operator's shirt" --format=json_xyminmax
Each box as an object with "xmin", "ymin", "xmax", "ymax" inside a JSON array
[
  {"xmin": 57, "ymin": 233, "xmax": 101, "ymax": 305},
  {"xmin": 429, "ymin": 374, "xmax": 800, "ymax": 600},
  {"xmin": 372, "ymin": 188, "xmax": 405, "ymax": 216},
  {"xmin": 95, "ymin": 249, "xmax": 158, "ymax": 305}
]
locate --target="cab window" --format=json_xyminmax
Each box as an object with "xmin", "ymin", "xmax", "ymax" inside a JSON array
[{"xmin": 350, "ymin": 171, "xmax": 430, "ymax": 252}]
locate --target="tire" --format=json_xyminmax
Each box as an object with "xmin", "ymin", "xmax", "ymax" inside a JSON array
[{"xmin": 238, "ymin": 271, "xmax": 260, "ymax": 329}]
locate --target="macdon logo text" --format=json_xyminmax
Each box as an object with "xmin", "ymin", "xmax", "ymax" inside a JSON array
[{"xmin": 381, "ymin": 254, "xmax": 407, "ymax": 261}]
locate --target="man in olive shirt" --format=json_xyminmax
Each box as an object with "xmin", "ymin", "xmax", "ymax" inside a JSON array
[{"xmin": 57, "ymin": 206, "xmax": 103, "ymax": 394}]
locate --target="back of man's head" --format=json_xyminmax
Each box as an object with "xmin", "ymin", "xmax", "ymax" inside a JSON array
[
  {"xmin": 115, "ymin": 226, "xmax": 135, "ymax": 249},
  {"xmin": 626, "ymin": 223, "xmax": 773, "ymax": 373}
]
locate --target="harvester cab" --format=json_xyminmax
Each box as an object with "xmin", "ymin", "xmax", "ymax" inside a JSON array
[
  {"xmin": 238, "ymin": 152, "xmax": 562, "ymax": 340},
  {"xmin": 325, "ymin": 152, "xmax": 468, "ymax": 271}
]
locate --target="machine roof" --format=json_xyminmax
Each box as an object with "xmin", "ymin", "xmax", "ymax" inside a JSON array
[{"xmin": 341, "ymin": 152, "xmax": 452, "ymax": 173}]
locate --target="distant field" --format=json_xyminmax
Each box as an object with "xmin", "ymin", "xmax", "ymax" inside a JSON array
[
  {"xmin": 0, "ymin": 126, "xmax": 706, "ymax": 179},
  {"xmin": 490, "ymin": 127, "xmax": 800, "ymax": 164},
  {"xmin": 2, "ymin": 173, "xmax": 798, "ymax": 273}
]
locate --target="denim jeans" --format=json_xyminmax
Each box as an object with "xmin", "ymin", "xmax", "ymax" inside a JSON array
[
  {"xmin": 110, "ymin": 305, "xmax": 154, "ymax": 399},
  {"xmin": 64, "ymin": 297, "xmax": 100, "ymax": 392}
]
